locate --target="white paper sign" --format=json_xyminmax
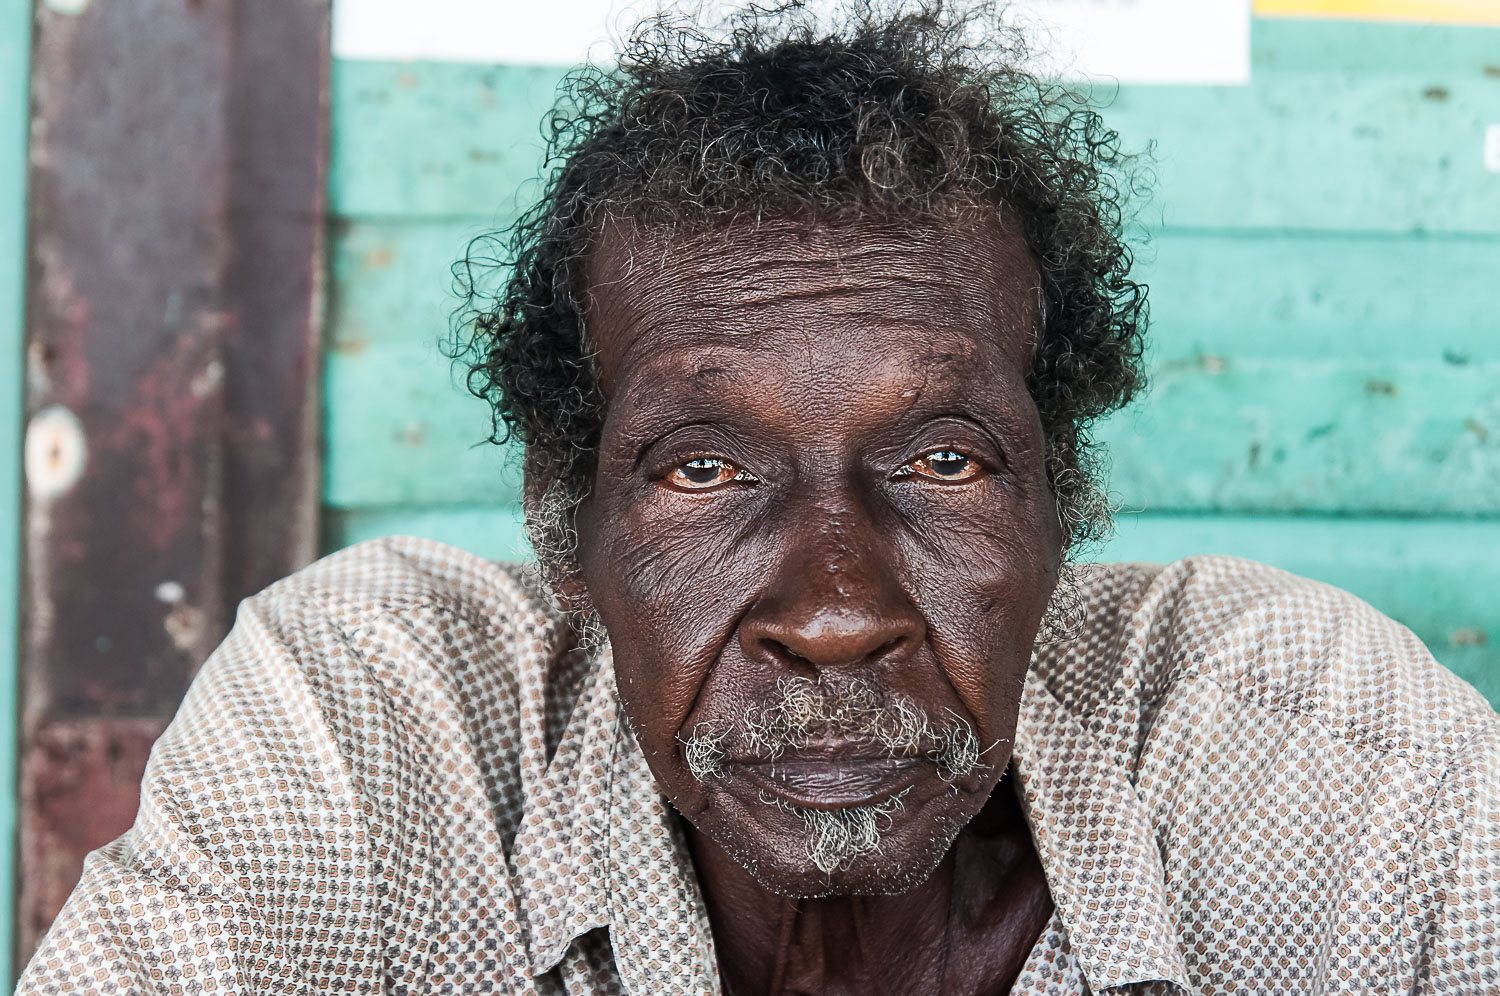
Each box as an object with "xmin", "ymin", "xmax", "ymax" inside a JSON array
[
  {"xmin": 332, "ymin": 0, "xmax": 1250, "ymax": 85},
  {"xmin": 1012, "ymin": 0, "xmax": 1251, "ymax": 85}
]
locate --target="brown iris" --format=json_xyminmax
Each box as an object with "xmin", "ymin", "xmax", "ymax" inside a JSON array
[
  {"xmin": 908, "ymin": 449, "xmax": 981, "ymax": 482},
  {"xmin": 665, "ymin": 457, "xmax": 743, "ymax": 490}
]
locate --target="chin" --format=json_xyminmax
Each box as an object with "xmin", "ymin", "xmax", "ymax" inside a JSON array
[
  {"xmin": 747, "ymin": 840, "xmax": 956, "ymax": 899},
  {"xmin": 693, "ymin": 778, "xmax": 981, "ymax": 899}
]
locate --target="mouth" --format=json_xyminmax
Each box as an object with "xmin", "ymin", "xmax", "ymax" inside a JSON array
[{"xmin": 731, "ymin": 755, "xmax": 927, "ymax": 811}]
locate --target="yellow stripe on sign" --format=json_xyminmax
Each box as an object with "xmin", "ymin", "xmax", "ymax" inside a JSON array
[{"xmin": 1254, "ymin": 0, "xmax": 1500, "ymax": 25}]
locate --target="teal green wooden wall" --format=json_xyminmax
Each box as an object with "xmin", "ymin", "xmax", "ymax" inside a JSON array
[
  {"xmin": 323, "ymin": 19, "xmax": 1500, "ymax": 705},
  {"xmin": 0, "ymin": 0, "xmax": 27, "ymax": 981}
]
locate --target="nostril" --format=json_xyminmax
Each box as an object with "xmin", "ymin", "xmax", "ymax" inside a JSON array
[
  {"xmin": 765, "ymin": 639, "xmax": 816, "ymax": 673},
  {"xmin": 746, "ymin": 615, "xmax": 919, "ymax": 673},
  {"xmin": 871, "ymin": 634, "xmax": 907, "ymax": 662}
]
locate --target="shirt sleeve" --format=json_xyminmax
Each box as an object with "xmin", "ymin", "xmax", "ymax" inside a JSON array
[
  {"xmin": 1410, "ymin": 725, "xmax": 1500, "ymax": 994},
  {"xmin": 15, "ymin": 589, "xmax": 384, "ymax": 995}
]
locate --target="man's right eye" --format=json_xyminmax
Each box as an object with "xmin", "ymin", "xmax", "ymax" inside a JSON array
[{"xmin": 663, "ymin": 457, "xmax": 747, "ymax": 491}]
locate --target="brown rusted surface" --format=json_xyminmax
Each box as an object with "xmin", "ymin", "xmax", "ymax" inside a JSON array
[
  {"xmin": 221, "ymin": 0, "xmax": 327, "ymax": 602},
  {"xmin": 26, "ymin": 0, "xmax": 233, "ymax": 719},
  {"xmin": 18, "ymin": 718, "xmax": 168, "ymax": 960},
  {"xmin": 20, "ymin": 0, "xmax": 328, "ymax": 969}
]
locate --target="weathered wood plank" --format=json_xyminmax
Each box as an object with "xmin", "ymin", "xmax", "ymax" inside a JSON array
[
  {"xmin": 324, "ymin": 334, "xmax": 521, "ymax": 506},
  {"xmin": 327, "ymin": 21, "xmax": 1500, "ymax": 232},
  {"xmin": 324, "ymin": 219, "xmax": 1500, "ymax": 512},
  {"xmin": 324, "ymin": 503, "xmax": 533, "ymax": 562},
  {"xmin": 1094, "ymin": 359, "xmax": 1500, "ymax": 515},
  {"xmin": 1134, "ymin": 231, "xmax": 1500, "ymax": 363},
  {"xmin": 324, "ymin": 219, "xmax": 522, "ymax": 507},
  {"xmin": 1255, "ymin": 0, "xmax": 1500, "ymax": 30},
  {"xmin": 1243, "ymin": 16, "xmax": 1500, "ymax": 70},
  {"xmin": 27, "ymin": 0, "xmax": 233, "ymax": 719},
  {"xmin": 1103, "ymin": 72, "xmax": 1500, "ymax": 234},
  {"xmin": 329, "ymin": 60, "xmax": 565, "ymax": 221},
  {"xmin": 320, "ymin": 505, "xmax": 1500, "ymax": 706}
]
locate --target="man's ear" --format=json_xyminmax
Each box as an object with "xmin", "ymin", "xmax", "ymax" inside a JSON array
[{"xmin": 521, "ymin": 449, "xmax": 593, "ymax": 614}]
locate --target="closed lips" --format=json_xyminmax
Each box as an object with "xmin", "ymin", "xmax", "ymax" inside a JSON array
[{"xmin": 733, "ymin": 756, "xmax": 926, "ymax": 810}]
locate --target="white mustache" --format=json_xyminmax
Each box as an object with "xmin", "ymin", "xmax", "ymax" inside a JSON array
[{"xmin": 680, "ymin": 677, "xmax": 984, "ymax": 783}]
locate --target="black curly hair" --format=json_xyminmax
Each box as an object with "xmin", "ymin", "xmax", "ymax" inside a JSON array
[{"xmin": 450, "ymin": 0, "xmax": 1148, "ymax": 573}]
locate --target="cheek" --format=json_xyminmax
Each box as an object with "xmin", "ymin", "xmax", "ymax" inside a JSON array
[
  {"xmin": 901, "ymin": 489, "xmax": 1059, "ymax": 741},
  {"xmin": 575, "ymin": 485, "xmax": 779, "ymax": 752}
]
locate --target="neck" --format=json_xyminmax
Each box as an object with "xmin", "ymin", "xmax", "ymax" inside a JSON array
[
  {"xmin": 685, "ymin": 823, "xmax": 956, "ymax": 996},
  {"xmin": 684, "ymin": 774, "xmax": 1053, "ymax": 996}
]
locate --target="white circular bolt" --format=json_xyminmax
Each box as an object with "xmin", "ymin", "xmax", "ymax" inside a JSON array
[{"xmin": 25, "ymin": 405, "xmax": 88, "ymax": 501}]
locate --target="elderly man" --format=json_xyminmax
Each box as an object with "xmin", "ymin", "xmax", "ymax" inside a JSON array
[{"xmin": 19, "ymin": 4, "xmax": 1499, "ymax": 995}]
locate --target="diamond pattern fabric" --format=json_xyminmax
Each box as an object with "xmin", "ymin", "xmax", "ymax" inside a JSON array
[{"xmin": 17, "ymin": 536, "xmax": 1499, "ymax": 994}]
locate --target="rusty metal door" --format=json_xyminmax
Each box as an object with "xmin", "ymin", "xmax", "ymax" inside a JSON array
[{"xmin": 19, "ymin": 0, "xmax": 328, "ymax": 966}]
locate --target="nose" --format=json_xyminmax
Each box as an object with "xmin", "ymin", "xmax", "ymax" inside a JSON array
[{"xmin": 738, "ymin": 510, "xmax": 925, "ymax": 674}]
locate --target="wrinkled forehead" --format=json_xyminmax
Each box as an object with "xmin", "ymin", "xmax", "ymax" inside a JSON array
[{"xmin": 581, "ymin": 213, "xmax": 1042, "ymax": 396}]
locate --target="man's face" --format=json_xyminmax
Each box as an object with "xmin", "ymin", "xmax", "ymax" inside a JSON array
[{"xmin": 571, "ymin": 215, "xmax": 1062, "ymax": 897}]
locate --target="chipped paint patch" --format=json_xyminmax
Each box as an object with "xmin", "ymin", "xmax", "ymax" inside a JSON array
[
  {"xmin": 21, "ymin": 719, "xmax": 166, "ymax": 956},
  {"xmin": 153, "ymin": 580, "xmax": 185, "ymax": 604},
  {"xmin": 190, "ymin": 359, "xmax": 224, "ymax": 398},
  {"xmin": 1450, "ymin": 627, "xmax": 1488, "ymax": 647}
]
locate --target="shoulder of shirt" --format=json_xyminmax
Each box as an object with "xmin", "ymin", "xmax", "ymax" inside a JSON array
[
  {"xmin": 257, "ymin": 533, "xmax": 542, "ymax": 607},
  {"xmin": 241, "ymin": 534, "xmax": 562, "ymax": 664},
  {"xmin": 1038, "ymin": 555, "xmax": 1500, "ymax": 775}
]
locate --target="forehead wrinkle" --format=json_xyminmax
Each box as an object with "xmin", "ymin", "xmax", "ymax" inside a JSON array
[
  {"xmin": 682, "ymin": 272, "xmax": 966, "ymax": 313},
  {"xmin": 587, "ymin": 216, "xmax": 1041, "ymax": 397},
  {"xmin": 608, "ymin": 331, "xmax": 1003, "ymax": 439},
  {"xmin": 603, "ymin": 232, "xmax": 975, "ymax": 314}
]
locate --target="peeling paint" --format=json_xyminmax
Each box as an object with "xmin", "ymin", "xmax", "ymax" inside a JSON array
[
  {"xmin": 332, "ymin": 335, "xmax": 370, "ymax": 356},
  {"xmin": 190, "ymin": 358, "xmax": 224, "ymax": 398},
  {"xmin": 163, "ymin": 601, "xmax": 206, "ymax": 653},
  {"xmin": 362, "ymin": 246, "xmax": 393, "ymax": 269},
  {"xmin": 21, "ymin": 719, "xmax": 166, "ymax": 955},
  {"xmin": 1450, "ymin": 627, "xmax": 1488, "ymax": 648},
  {"xmin": 396, "ymin": 420, "xmax": 427, "ymax": 446}
]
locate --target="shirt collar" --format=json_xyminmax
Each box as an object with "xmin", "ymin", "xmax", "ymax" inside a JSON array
[
  {"xmin": 513, "ymin": 638, "xmax": 1193, "ymax": 996},
  {"xmin": 511, "ymin": 645, "xmax": 720, "ymax": 993},
  {"xmin": 1013, "ymin": 665, "xmax": 1196, "ymax": 995}
]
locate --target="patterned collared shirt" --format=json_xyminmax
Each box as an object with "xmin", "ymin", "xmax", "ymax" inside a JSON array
[{"xmin": 17, "ymin": 536, "xmax": 1500, "ymax": 994}]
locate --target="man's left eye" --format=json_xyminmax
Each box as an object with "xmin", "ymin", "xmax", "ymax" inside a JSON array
[
  {"xmin": 906, "ymin": 449, "xmax": 983, "ymax": 483},
  {"xmin": 663, "ymin": 457, "xmax": 745, "ymax": 490}
]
